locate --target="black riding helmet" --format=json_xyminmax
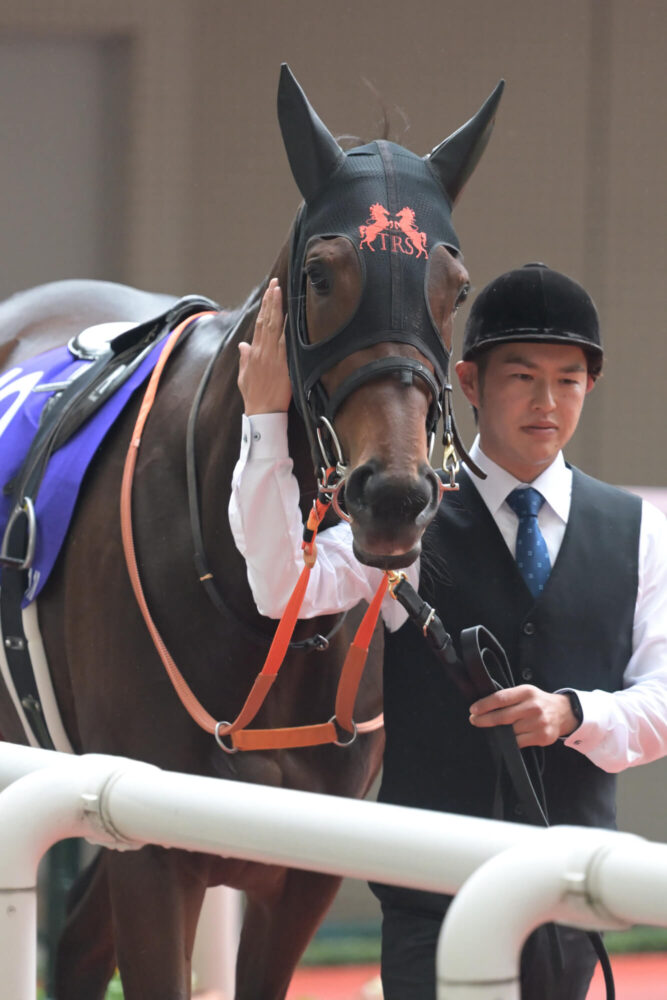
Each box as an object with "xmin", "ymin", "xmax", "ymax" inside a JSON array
[{"xmin": 462, "ymin": 263, "xmax": 603, "ymax": 378}]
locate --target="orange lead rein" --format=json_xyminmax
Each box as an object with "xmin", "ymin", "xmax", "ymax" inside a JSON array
[{"xmin": 121, "ymin": 323, "xmax": 384, "ymax": 752}]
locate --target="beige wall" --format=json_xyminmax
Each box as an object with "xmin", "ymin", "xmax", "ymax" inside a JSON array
[
  {"xmin": 1, "ymin": 0, "xmax": 666, "ymax": 921},
  {"xmin": 2, "ymin": 0, "xmax": 664, "ymax": 483}
]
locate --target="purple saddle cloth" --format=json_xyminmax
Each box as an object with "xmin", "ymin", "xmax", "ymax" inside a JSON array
[{"xmin": 0, "ymin": 338, "xmax": 167, "ymax": 606}]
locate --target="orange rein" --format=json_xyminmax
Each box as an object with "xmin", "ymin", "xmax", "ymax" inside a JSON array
[{"xmin": 120, "ymin": 313, "xmax": 385, "ymax": 753}]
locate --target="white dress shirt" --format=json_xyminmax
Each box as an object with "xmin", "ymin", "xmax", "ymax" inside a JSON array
[{"xmin": 229, "ymin": 412, "xmax": 667, "ymax": 774}]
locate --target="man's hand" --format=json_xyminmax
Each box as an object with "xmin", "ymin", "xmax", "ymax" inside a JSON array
[
  {"xmin": 469, "ymin": 685, "xmax": 579, "ymax": 747},
  {"xmin": 238, "ymin": 278, "xmax": 292, "ymax": 415}
]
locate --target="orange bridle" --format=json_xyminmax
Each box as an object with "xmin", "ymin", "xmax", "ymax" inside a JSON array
[{"xmin": 120, "ymin": 314, "xmax": 385, "ymax": 753}]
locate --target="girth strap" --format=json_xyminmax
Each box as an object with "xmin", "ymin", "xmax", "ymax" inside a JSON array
[{"xmin": 0, "ymin": 509, "xmax": 55, "ymax": 748}]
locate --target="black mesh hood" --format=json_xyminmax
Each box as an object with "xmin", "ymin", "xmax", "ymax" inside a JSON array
[
  {"xmin": 277, "ymin": 64, "xmax": 504, "ymax": 455},
  {"xmin": 288, "ymin": 140, "xmax": 459, "ymax": 402}
]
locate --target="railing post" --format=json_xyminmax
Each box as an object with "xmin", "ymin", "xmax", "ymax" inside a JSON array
[
  {"xmin": 0, "ymin": 754, "xmax": 150, "ymax": 998},
  {"xmin": 192, "ymin": 886, "xmax": 242, "ymax": 999},
  {"xmin": 1, "ymin": 885, "xmax": 37, "ymax": 1000},
  {"xmin": 436, "ymin": 828, "xmax": 640, "ymax": 1000},
  {"xmin": 3, "ymin": 746, "xmax": 667, "ymax": 1000}
]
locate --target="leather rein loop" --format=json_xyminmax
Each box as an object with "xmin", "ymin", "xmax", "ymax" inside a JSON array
[{"xmin": 120, "ymin": 314, "xmax": 384, "ymax": 753}]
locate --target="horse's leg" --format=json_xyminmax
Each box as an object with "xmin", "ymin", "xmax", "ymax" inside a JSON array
[
  {"xmin": 236, "ymin": 868, "xmax": 343, "ymax": 1000},
  {"xmin": 54, "ymin": 851, "xmax": 116, "ymax": 1000},
  {"xmin": 106, "ymin": 846, "xmax": 208, "ymax": 1000}
]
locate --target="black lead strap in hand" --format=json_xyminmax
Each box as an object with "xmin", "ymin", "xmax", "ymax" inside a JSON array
[
  {"xmin": 388, "ymin": 570, "xmax": 547, "ymax": 825},
  {"xmin": 387, "ymin": 572, "xmax": 475, "ymax": 698},
  {"xmin": 386, "ymin": 570, "xmax": 615, "ymax": 1000}
]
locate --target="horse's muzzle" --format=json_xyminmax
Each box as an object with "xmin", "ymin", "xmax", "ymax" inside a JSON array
[{"xmin": 341, "ymin": 460, "xmax": 441, "ymax": 568}]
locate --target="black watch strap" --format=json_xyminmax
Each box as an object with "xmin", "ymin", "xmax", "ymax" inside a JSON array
[{"xmin": 563, "ymin": 689, "xmax": 584, "ymax": 734}]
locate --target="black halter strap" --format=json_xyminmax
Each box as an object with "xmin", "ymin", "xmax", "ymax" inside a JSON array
[
  {"xmin": 325, "ymin": 357, "xmax": 441, "ymax": 427},
  {"xmin": 285, "ymin": 211, "xmax": 325, "ymax": 473}
]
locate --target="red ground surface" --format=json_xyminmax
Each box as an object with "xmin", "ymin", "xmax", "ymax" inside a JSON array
[
  {"xmin": 285, "ymin": 954, "xmax": 667, "ymax": 998},
  {"xmin": 198, "ymin": 952, "xmax": 667, "ymax": 999}
]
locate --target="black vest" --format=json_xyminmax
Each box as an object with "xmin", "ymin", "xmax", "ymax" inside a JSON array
[{"xmin": 379, "ymin": 467, "xmax": 641, "ymax": 831}]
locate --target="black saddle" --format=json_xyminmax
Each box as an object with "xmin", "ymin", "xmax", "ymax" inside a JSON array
[{"xmin": 3, "ymin": 294, "xmax": 219, "ymax": 516}]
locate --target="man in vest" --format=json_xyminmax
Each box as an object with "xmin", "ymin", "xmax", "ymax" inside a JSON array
[{"xmin": 229, "ymin": 265, "xmax": 667, "ymax": 1000}]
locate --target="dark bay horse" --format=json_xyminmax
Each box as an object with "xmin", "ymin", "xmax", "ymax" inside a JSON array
[{"xmin": 0, "ymin": 66, "xmax": 502, "ymax": 999}]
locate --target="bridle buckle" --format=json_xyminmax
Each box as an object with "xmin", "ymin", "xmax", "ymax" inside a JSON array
[{"xmin": 442, "ymin": 432, "xmax": 460, "ymax": 491}]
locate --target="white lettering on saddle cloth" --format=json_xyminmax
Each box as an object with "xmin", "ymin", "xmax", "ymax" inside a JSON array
[
  {"xmin": 0, "ymin": 321, "xmax": 135, "ymax": 442},
  {"xmin": 0, "ymin": 367, "xmax": 45, "ymax": 439}
]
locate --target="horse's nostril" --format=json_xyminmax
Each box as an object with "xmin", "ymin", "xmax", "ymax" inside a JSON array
[
  {"xmin": 415, "ymin": 467, "xmax": 443, "ymax": 526},
  {"xmin": 344, "ymin": 462, "xmax": 377, "ymax": 510}
]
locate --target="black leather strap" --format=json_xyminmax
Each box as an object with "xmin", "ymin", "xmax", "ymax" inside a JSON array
[
  {"xmin": 459, "ymin": 625, "xmax": 548, "ymax": 827},
  {"xmin": 391, "ymin": 574, "xmax": 546, "ymax": 823},
  {"xmin": 390, "ymin": 573, "xmax": 614, "ymax": 998},
  {"xmin": 0, "ymin": 511, "xmax": 55, "ymax": 748},
  {"xmin": 325, "ymin": 357, "xmax": 441, "ymax": 429}
]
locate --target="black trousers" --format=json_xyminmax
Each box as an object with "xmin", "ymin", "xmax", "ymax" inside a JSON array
[{"xmin": 380, "ymin": 901, "xmax": 599, "ymax": 1000}]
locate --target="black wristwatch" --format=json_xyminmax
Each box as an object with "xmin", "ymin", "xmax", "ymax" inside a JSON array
[{"xmin": 563, "ymin": 689, "xmax": 584, "ymax": 734}]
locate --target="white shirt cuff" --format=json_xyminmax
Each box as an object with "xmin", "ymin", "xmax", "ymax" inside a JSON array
[{"xmin": 241, "ymin": 411, "xmax": 290, "ymax": 461}]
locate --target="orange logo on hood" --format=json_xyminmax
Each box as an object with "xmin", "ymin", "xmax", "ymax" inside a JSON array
[{"xmin": 359, "ymin": 204, "xmax": 429, "ymax": 259}]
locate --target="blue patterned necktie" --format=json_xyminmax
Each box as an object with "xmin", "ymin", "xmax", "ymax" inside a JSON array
[{"xmin": 506, "ymin": 487, "xmax": 552, "ymax": 598}]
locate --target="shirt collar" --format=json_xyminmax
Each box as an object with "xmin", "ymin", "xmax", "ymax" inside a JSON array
[{"xmin": 465, "ymin": 436, "xmax": 572, "ymax": 522}]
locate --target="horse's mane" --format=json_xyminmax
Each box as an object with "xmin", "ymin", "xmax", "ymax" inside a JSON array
[{"xmin": 337, "ymin": 79, "xmax": 410, "ymax": 149}]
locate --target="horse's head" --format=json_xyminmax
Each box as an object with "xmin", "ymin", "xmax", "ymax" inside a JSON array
[{"xmin": 278, "ymin": 65, "xmax": 503, "ymax": 569}]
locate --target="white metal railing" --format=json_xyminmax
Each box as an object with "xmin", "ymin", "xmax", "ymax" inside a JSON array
[{"xmin": 1, "ymin": 742, "xmax": 666, "ymax": 999}]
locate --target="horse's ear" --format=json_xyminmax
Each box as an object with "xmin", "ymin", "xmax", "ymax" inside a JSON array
[
  {"xmin": 277, "ymin": 64, "xmax": 344, "ymax": 203},
  {"xmin": 426, "ymin": 80, "xmax": 505, "ymax": 205}
]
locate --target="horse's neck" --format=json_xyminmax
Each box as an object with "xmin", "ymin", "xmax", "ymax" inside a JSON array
[{"xmin": 198, "ymin": 247, "xmax": 316, "ymax": 576}]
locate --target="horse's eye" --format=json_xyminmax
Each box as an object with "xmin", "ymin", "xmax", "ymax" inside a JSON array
[
  {"xmin": 454, "ymin": 282, "xmax": 470, "ymax": 312},
  {"xmin": 305, "ymin": 261, "xmax": 331, "ymax": 294}
]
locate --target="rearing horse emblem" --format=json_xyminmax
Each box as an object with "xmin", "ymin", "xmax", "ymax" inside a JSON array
[{"xmin": 359, "ymin": 203, "xmax": 429, "ymax": 258}]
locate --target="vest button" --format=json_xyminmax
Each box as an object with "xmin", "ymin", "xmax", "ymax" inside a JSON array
[
  {"xmin": 521, "ymin": 668, "xmax": 533, "ymax": 681},
  {"xmin": 513, "ymin": 804, "xmax": 524, "ymax": 817},
  {"xmin": 522, "ymin": 622, "xmax": 536, "ymax": 636}
]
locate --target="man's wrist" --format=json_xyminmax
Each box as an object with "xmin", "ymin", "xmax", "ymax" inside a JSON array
[{"xmin": 560, "ymin": 689, "xmax": 584, "ymax": 738}]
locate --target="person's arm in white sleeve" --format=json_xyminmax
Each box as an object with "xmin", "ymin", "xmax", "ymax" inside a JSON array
[
  {"xmin": 230, "ymin": 411, "xmax": 404, "ymax": 618},
  {"xmin": 563, "ymin": 499, "xmax": 667, "ymax": 772},
  {"xmin": 229, "ymin": 278, "xmax": 411, "ymax": 629}
]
